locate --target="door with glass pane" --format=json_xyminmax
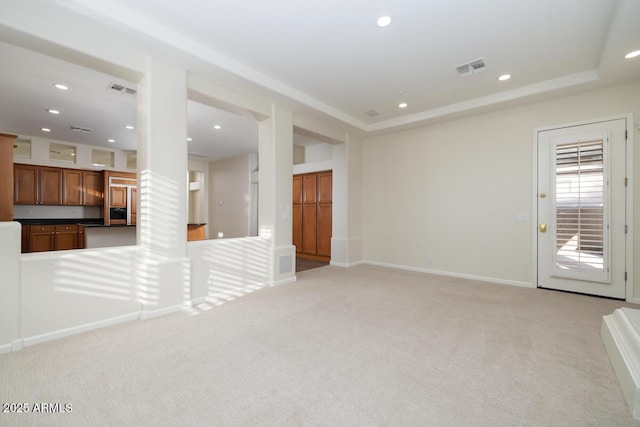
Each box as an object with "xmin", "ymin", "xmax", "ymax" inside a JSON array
[{"xmin": 537, "ymin": 119, "xmax": 627, "ymax": 299}]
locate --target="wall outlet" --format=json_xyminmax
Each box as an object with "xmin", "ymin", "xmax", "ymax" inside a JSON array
[{"xmin": 217, "ymin": 232, "xmax": 224, "ymax": 238}]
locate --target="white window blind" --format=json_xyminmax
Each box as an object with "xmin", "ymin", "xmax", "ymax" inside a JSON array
[{"xmin": 554, "ymin": 139, "xmax": 605, "ymax": 273}]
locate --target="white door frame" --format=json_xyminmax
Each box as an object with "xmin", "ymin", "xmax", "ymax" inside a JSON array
[{"xmin": 531, "ymin": 114, "xmax": 634, "ymax": 301}]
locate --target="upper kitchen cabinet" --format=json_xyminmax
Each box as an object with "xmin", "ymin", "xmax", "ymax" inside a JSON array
[
  {"xmin": 14, "ymin": 164, "xmax": 62, "ymax": 205},
  {"xmin": 62, "ymin": 169, "xmax": 83, "ymax": 205},
  {"xmin": 14, "ymin": 164, "xmax": 104, "ymax": 207},
  {"xmin": 82, "ymin": 170, "xmax": 104, "ymax": 206}
]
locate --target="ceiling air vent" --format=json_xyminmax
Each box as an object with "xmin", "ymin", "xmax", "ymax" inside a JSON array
[
  {"xmin": 456, "ymin": 58, "xmax": 487, "ymax": 77},
  {"xmin": 70, "ymin": 125, "xmax": 92, "ymax": 133},
  {"xmin": 108, "ymin": 82, "xmax": 137, "ymax": 96},
  {"xmin": 365, "ymin": 110, "xmax": 380, "ymax": 117}
]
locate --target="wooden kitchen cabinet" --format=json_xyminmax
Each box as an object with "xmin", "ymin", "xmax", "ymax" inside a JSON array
[
  {"xmin": 130, "ymin": 186, "xmax": 137, "ymax": 225},
  {"xmin": 83, "ymin": 171, "xmax": 103, "ymax": 206},
  {"xmin": 28, "ymin": 225, "xmax": 56, "ymax": 252},
  {"xmin": 21, "ymin": 225, "xmax": 28, "ymax": 253},
  {"xmin": 39, "ymin": 167, "xmax": 63, "ymax": 205},
  {"xmin": 110, "ymin": 186, "xmax": 127, "ymax": 208},
  {"xmin": 63, "ymin": 169, "xmax": 83, "ymax": 205},
  {"xmin": 14, "ymin": 164, "xmax": 104, "ymax": 207},
  {"xmin": 77, "ymin": 225, "xmax": 85, "ymax": 249},
  {"xmin": 14, "ymin": 164, "xmax": 38, "ymax": 204},
  {"xmin": 24, "ymin": 224, "xmax": 83, "ymax": 252},
  {"xmin": 14, "ymin": 164, "xmax": 63, "ymax": 205},
  {"xmin": 55, "ymin": 225, "xmax": 78, "ymax": 250}
]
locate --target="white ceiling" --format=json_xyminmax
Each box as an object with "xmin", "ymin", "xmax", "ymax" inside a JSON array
[{"xmin": 0, "ymin": 0, "xmax": 639, "ymax": 160}]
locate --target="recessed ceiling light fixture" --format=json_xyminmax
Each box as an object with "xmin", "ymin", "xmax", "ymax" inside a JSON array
[
  {"xmin": 124, "ymin": 125, "xmax": 135, "ymax": 130},
  {"xmin": 376, "ymin": 15, "xmax": 392, "ymax": 27},
  {"xmin": 214, "ymin": 125, "xmax": 222, "ymax": 130},
  {"xmin": 498, "ymin": 74, "xmax": 512, "ymax": 81},
  {"xmin": 41, "ymin": 127, "xmax": 51, "ymax": 132},
  {"xmin": 47, "ymin": 109, "xmax": 60, "ymax": 115},
  {"xmin": 53, "ymin": 83, "xmax": 68, "ymax": 90},
  {"xmin": 186, "ymin": 137, "xmax": 193, "ymax": 142},
  {"xmin": 625, "ymin": 50, "xmax": 640, "ymax": 59},
  {"xmin": 107, "ymin": 138, "xmax": 115, "ymax": 143},
  {"xmin": 398, "ymin": 102, "xmax": 408, "ymax": 109}
]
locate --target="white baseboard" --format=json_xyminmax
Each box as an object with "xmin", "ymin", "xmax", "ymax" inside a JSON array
[
  {"xmin": 363, "ymin": 260, "xmax": 533, "ymax": 288},
  {"xmin": 189, "ymin": 297, "xmax": 208, "ymax": 306},
  {"xmin": 139, "ymin": 304, "xmax": 184, "ymax": 320},
  {"xmin": 330, "ymin": 260, "xmax": 365, "ymax": 268},
  {"xmin": 0, "ymin": 340, "xmax": 23, "ymax": 355},
  {"xmin": 602, "ymin": 308, "xmax": 640, "ymax": 421},
  {"xmin": 22, "ymin": 312, "xmax": 140, "ymax": 349},
  {"xmin": 272, "ymin": 276, "xmax": 297, "ymax": 287}
]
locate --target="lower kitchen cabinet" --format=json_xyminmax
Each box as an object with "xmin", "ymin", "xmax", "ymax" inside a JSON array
[
  {"xmin": 28, "ymin": 225, "xmax": 55, "ymax": 252},
  {"xmin": 23, "ymin": 224, "xmax": 85, "ymax": 252},
  {"xmin": 55, "ymin": 225, "xmax": 78, "ymax": 250}
]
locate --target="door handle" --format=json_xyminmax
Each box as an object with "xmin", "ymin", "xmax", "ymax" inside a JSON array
[{"xmin": 539, "ymin": 223, "xmax": 547, "ymax": 233}]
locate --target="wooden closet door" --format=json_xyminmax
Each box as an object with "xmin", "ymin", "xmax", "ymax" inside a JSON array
[
  {"xmin": 302, "ymin": 174, "xmax": 317, "ymax": 254},
  {"xmin": 316, "ymin": 171, "xmax": 332, "ymax": 257},
  {"xmin": 292, "ymin": 176, "xmax": 303, "ymax": 251}
]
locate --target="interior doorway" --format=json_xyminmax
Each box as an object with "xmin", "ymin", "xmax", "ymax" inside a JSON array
[{"xmin": 293, "ymin": 170, "xmax": 332, "ymax": 262}]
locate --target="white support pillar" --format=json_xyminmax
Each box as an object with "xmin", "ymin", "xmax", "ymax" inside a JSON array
[
  {"xmin": 0, "ymin": 222, "xmax": 21, "ymax": 353},
  {"xmin": 136, "ymin": 57, "xmax": 190, "ymax": 315},
  {"xmin": 331, "ymin": 132, "xmax": 364, "ymax": 266},
  {"xmin": 258, "ymin": 104, "xmax": 296, "ymax": 285}
]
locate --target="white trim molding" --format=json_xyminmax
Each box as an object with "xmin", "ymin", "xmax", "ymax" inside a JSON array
[
  {"xmin": 364, "ymin": 260, "xmax": 533, "ymax": 288},
  {"xmin": 602, "ymin": 308, "xmax": 640, "ymax": 421}
]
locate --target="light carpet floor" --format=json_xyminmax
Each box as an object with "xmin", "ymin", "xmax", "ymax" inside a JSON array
[{"xmin": 1, "ymin": 265, "xmax": 638, "ymax": 426}]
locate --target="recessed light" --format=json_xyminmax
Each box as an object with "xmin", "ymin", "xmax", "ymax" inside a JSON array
[
  {"xmin": 376, "ymin": 16, "xmax": 392, "ymax": 27},
  {"xmin": 398, "ymin": 102, "xmax": 408, "ymax": 109},
  {"xmin": 41, "ymin": 127, "xmax": 51, "ymax": 132},
  {"xmin": 53, "ymin": 83, "xmax": 68, "ymax": 90},
  {"xmin": 186, "ymin": 137, "xmax": 193, "ymax": 142},
  {"xmin": 124, "ymin": 125, "xmax": 134, "ymax": 130},
  {"xmin": 498, "ymin": 74, "xmax": 512, "ymax": 81},
  {"xmin": 107, "ymin": 138, "xmax": 115, "ymax": 143},
  {"xmin": 625, "ymin": 50, "xmax": 640, "ymax": 59},
  {"xmin": 214, "ymin": 125, "xmax": 222, "ymax": 130},
  {"xmin": 47, "ymin": 109, "xmax": 60, "ymax": 115}
]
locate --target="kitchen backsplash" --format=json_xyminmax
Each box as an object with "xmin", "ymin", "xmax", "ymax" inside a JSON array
[{"xmin": 13, "ymin": 205, "xmax": 102, "ymax": 219}]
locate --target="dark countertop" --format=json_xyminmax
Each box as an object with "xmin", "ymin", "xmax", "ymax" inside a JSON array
[
  {"xmin": 16, "ymin": 219, "xmax": 206, "ymax": 227},
  {"xmin": 15, "ymin": 218, "xmax": 104, "ymax": 225},
  {"xmin": 83, "ymin": 224, "xmax": 135, "ymax": 228}
]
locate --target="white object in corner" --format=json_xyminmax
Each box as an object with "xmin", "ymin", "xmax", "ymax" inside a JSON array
[{"xmin": 601, "ymin": 308, "xmax": 640, "ymax": 420}]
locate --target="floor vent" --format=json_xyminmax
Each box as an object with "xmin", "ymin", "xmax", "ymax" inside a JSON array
[{"xmin": 456, "ymin": 58, "xmax": 487, "ymax": 76}]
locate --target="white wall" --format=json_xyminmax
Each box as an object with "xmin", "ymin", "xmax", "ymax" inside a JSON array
[
  {"xmin": 305, "ymin": 142, "xmax": 333, "ymax": 163},
  {"xmin": 362, "ymin": 81, "xmax": 640, "ymax": 294},
  {"xmin": 12, "ymin": 134, "xmax": 136, "ymax": 172},
  {"xmin": 208, "ymin": 153, "xmax": 252, "ymax": 238}
]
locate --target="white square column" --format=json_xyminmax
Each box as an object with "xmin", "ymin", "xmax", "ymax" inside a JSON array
[
  {"xmin": 331, "ymin": 133, "xmax": 364, "ymax": 266},
  {"xmin": 258, "ymin": 104, "xmax": 296, "ymax": 285},
  {"xmin": 136, "ymin": 58, "xmax": 190, "ymax": 314},
  {"xmin": 0, "ymin": 222, "xmax": 21, "ymax": 353}
]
